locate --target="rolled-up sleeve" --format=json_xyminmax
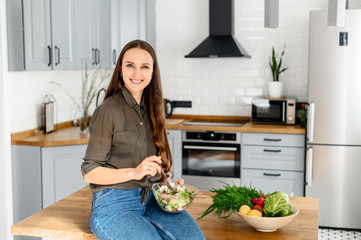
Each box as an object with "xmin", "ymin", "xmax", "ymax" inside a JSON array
[{"xmin": 81, "ymin": 105, "xmax": 114, "ymax": 176}]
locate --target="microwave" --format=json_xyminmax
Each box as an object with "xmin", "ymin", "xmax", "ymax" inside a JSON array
[{"xmin": 251, "ymin": 99, "xmax": 296, "ymax": 125}]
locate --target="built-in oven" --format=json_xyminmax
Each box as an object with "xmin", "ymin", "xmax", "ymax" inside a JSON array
[{"xmin": 182, "ymin": 130, "xmax": 241, "ymax": 191}]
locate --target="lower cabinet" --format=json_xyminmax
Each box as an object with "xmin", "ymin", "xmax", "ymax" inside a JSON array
[
  {"xmin": 12, "ymin": 144, "xmax": 87, "ymax": 240},
  {"xmin": 241, "ymin": 169, "xmax": 304, "ymax": 196},
  {"xmin": 166, "ymin": 129, "xmax": 182, "ymax": 181},
  {"xmin": 41, "ymin": 145, "xmax": 88, "ymax": 208},
  {"xmin": 241, "ymin": 133, "xmax": 305, "ymax": 196}
]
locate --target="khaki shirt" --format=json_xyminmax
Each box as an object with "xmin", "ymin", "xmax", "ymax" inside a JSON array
[{"xmin": 81, "ymin": 87, "xmax": 161, "ymax": 201}]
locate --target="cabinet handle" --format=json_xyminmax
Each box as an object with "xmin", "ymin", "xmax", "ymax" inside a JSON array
[
  {"xmin": 307, "ymin": 102, "xmax": 315, "ymax": 142},
  {"xmin": 47, "ymin": 46, "xmax": 52, "ymax": 66},
  {"xmin": 55, "ymin": 46, "xmax": 60, "ymax": 66},
  {"xmin": 264, "ymin": 138, "xmax": 282, "ymax": 142},
  {"xmin": 263, "ymin": 149, "xmax": 281, "ymax": 153},
  {"xmin": 92, "ymin": 48, "xmax": 95, "ymax": 65},
  {"xmin": 113, "ymin": 49, "xmax": 116, "ymax": 65},
  {"xmin": 263, "ymin": 173, "xmax": 281, "ymax": 177},
  {"xmin": 97, "ymin": 49, "xmax": 100, "ymax": 65},
  {"xmin": 183, "ymin": 145, "xmax": 237, "ymax": 152},
  {"xmin": 306, "ymin": 147, "xmax": 314, "ymax": 186}
]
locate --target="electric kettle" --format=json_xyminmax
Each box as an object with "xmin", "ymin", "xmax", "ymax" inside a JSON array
[{"xmin": 164, "ymin": 99, "xmax": 173, "ymax": 118}]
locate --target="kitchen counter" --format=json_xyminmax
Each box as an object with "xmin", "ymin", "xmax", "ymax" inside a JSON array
[
  {"xmin": 11, "ymin": 115, "xmax": 305, "ymax": 147},
  {"xmin": 11, "ymin": 186, "xmax": 318, "ymax": 240}
]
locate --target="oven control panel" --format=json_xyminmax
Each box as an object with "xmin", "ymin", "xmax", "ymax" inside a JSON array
[{"xmin": 182, "ymin": 131, "xmax": 241, "ymax": 144}]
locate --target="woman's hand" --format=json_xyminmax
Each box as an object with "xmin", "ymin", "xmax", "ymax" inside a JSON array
[
  {"xmin": 174, "ymin": 178, "xmax": 184, "ymax": 186},
  {"xmin": 132, "ymin": 155, "xmax": 162, "ymax": 180}
]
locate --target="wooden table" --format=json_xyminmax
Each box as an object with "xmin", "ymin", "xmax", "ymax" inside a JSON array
[{"xmin": 11, "ymin": 186, "xmax": 318, "ymax": 240}]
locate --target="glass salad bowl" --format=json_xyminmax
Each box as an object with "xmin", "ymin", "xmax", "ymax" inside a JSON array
[{"xmin": 151, "ymin": 182, "xmax": 198, "ymax": 213}]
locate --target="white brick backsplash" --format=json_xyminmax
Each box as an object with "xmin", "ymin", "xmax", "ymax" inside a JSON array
[
  {"xmin": 12, "ymin": 0, "xmax": 361, "ymax": 132},
  {"xmin": 156, "ymin": 0, "xmax": 332, "ymax": 116}
]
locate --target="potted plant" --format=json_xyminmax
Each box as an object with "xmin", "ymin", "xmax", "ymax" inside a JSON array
[
  {"xmin": 268, "ymin": 45, "xmax": 288, "ymax": 98},
  {"xmin": 50, "ymin": 63, "xmax": 110, "ymax": 134}
]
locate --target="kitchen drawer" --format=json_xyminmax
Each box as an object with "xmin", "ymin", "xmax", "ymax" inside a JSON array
[
  {"xmin": 242, "ymin": 133, "xmax": 305, "ymax": 147},
  {"xmin": 241, "ymin": 169, "xmax": 304, "ymax": 196},
  {"xmin": 241, "ymin": 146, "xmax": 304, "ymax": 171}
]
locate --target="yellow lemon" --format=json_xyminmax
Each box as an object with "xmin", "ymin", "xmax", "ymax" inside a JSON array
[
  {"xmin": 247, "ymin": 209, "xmax": 263, "ymax": 217},
  {"xmin": 238, "ymin": 205, "xmax": 251, "ymax": 215}
]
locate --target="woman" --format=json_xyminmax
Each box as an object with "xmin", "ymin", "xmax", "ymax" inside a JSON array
[{"xmin": 81, "ymin": 40, "xmax": 205, "ymax": 240}]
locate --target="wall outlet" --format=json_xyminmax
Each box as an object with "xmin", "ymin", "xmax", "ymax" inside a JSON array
[{"xmin": 173, "ymin": 100, "xmax": 192, "ymax": 108}]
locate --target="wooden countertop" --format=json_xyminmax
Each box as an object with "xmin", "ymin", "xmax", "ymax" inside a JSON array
[
  {"xmin": 11, "ymin": 115, "xmax": 305, "ymax": 147},
  {"xmin": 11, "ymin": 186, "xmax": 318, "ymax": 240}
]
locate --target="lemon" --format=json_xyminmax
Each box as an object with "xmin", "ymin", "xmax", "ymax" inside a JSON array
[
  {"xmin": 247, "ymin": 209, "xmax": 263, "ymax": 217},
  {"xmin": 238, "ymin": 205, "xmax": 251, "ymax": 215}
]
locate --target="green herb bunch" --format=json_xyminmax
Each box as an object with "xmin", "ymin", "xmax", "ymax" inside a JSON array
[
  {"xmin": 269, "ymin": 45, "xmax": 288, "ymax": 82},
  {"xmin": 198, "ymin": 182, "xmax": 263, "ymax": 219}
]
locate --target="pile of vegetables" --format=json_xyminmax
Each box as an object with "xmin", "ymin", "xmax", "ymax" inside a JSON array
[
  {"xmin": 198, "ymin": 182, "xmax": 263, "ymax": 219},
  {"xmin": 198, "ymin": 182, "xmax": 293, "ymax": 219}
]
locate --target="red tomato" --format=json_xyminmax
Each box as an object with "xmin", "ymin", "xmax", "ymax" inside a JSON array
[{"xmin": 253, "ymin": 205, "xmax": 264, "ymax": 215}]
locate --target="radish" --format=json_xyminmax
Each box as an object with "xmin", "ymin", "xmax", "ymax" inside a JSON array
[
  {"xmin": 251, "ymin": 198, "xmax": 258, "ymax": 205},
  {"xmin": 256, "ymin": 197, "xmax": 265, "ymax": 206}
]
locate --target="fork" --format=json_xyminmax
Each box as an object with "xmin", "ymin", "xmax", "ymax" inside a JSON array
[{"xmin": 159, "ymin": 164, "xmax": 177, "ymax": 192}]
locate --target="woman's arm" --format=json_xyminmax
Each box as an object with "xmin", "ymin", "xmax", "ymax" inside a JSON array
[{"xmin": 84, "ymin": 155, "xmax": 162, "ymax": 185}]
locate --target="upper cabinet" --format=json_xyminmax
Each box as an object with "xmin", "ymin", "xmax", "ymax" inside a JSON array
[
  {"xmin": 110, "ymin": 0, "xmax": 155, "ymax": 68},
  {"xmin": 6, "ymin": 0, "xmax": 155, "ymax": 71},
  {"xmin": 74, "ymin": 0, "xmax": 111, "ymax": 69},
  {"xmin": 23, "ymin": 0, "xmax": 76, "ymax": 70}
]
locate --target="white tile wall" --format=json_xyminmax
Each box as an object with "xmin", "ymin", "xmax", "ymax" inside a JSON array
[
  {"xmin": 156, "ymin": 0, "xmax": 361, "ymax": 116},
  {"xmin": 8, "ymin": 70, "xmax": 110, "ymax": 133},
  {"xmin": 8, "ymin": 0, "xmax": 361, "ymax": 133}
]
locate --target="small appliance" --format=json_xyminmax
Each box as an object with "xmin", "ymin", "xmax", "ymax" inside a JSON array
[{"xmin": 251, "ymin": 98, "xmax": 296, "ymax": 125}]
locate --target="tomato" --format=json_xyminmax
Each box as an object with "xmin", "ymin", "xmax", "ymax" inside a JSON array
[{"xmin": 253, "ymin": 205, "xmax": 264, "ymax": 215}]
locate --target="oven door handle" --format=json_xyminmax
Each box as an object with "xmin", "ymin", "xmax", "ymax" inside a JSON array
[{"xmin": 183, "ymin": 145, "xmax": 238, "ymax": 151}]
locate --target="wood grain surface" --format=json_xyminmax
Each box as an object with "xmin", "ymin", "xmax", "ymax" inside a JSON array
[
  {"xmin": 11, "ymin": 116, "xmax": 305, "ymax": 147},
  {"xmin": 11, "ymin": 186, "xmax": 318, "ymax": 240}
]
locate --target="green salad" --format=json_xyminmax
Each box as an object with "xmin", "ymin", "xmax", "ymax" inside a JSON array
[{"xmin": 154, "ymin": 184, "xmax": 194, "ymax": 213}]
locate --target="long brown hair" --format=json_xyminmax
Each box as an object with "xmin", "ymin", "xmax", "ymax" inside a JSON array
[{"xmin": 104, "ymin": 40, "xmax": 172, "ymax": 178}]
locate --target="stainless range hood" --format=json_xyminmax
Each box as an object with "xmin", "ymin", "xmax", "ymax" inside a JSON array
[{"xmin": 185, "ymin": 0, "xmax": 250, "ymax": 58}]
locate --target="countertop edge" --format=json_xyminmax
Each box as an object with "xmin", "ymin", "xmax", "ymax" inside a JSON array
[{"xmin": 11, "ymin": 118, "xmax": 305, "ymax": 147}]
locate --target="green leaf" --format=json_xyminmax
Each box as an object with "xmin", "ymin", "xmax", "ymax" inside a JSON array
[{"xmin": 269, "ymin": 45, "xmax": 288, "ymax": 82}]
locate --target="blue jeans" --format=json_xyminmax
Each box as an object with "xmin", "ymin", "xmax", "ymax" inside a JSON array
[{"xmin": 90, "ymin": 188, "xmax": 206, "ymax": 240}]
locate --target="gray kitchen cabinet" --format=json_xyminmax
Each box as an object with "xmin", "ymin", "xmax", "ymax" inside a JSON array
[
  {"xmin": 166, "ymin": 130, "xmax": 182, "ymax": 181},
  {"xmin": 110, "ymin": 0, "xmax": 155, "ymax": 68},
  {"xmin": 41, "ymin": 145, "xmax": 88, "ymax": 208},
  {"xmin": 12, "ymin": 144, "xmax": 87, "ymax": 240},
  {"xmin": 74, "ymin": 0, "xmax": 111, "ymax": 69},
  {"xmin": 22, "ymin": 0, "xmax": 76, "ymax": 70},
  {"xmin": 241, "ymin": 133, "xmax": 305, "ymax": 196}
]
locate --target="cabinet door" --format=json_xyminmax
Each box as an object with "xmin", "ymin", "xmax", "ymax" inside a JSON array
[
  {"xmin": 241, "ymin": 169, "xmax": 304, "ymax": 196},
  {"xmin": 74, "ymin": 0, "xmax": 93, "ymax": 69},
  {"xmin": 167, "ymin": 130, "xmax": 182, "ymax": 181},
  {"xmin": 242, "ymin": 145, "xmax": 304, "ymax": 171},
  {"xmin": 242, "ymin": 133, "xmax": 305, "ymax": 147},
  {"xmin": 42, "ymin": 145, "xmax": 88, "ymax": 208},
  {"xmin": 51, "ymin": 0, "xmax": 76, "ymax": 70},
  {"xmin": 74, "ymin": 0, "xmax": 111, "ymax": 69},
  {"xmin": 110, "ymin": 0, "xmax": 120, "ymax": 68},
  {"xmin": 12, "ymin": 146, "xmax": 42, "ymax": 240},
  {"xmin": 93, "ymin": 0, "xmax": 111, "ymax": 68},
  {"xmin": 23, "ymin": 0, "xmax": 52, "ymax": 70},
  {"xmin": 119, "ymin": 0, "xmax": 146, "ymax": 50}
]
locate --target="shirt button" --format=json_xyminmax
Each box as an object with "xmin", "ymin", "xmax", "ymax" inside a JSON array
[{"xmin": 140, "ymin": 122, "xmax": 143, "ymax": 126}]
